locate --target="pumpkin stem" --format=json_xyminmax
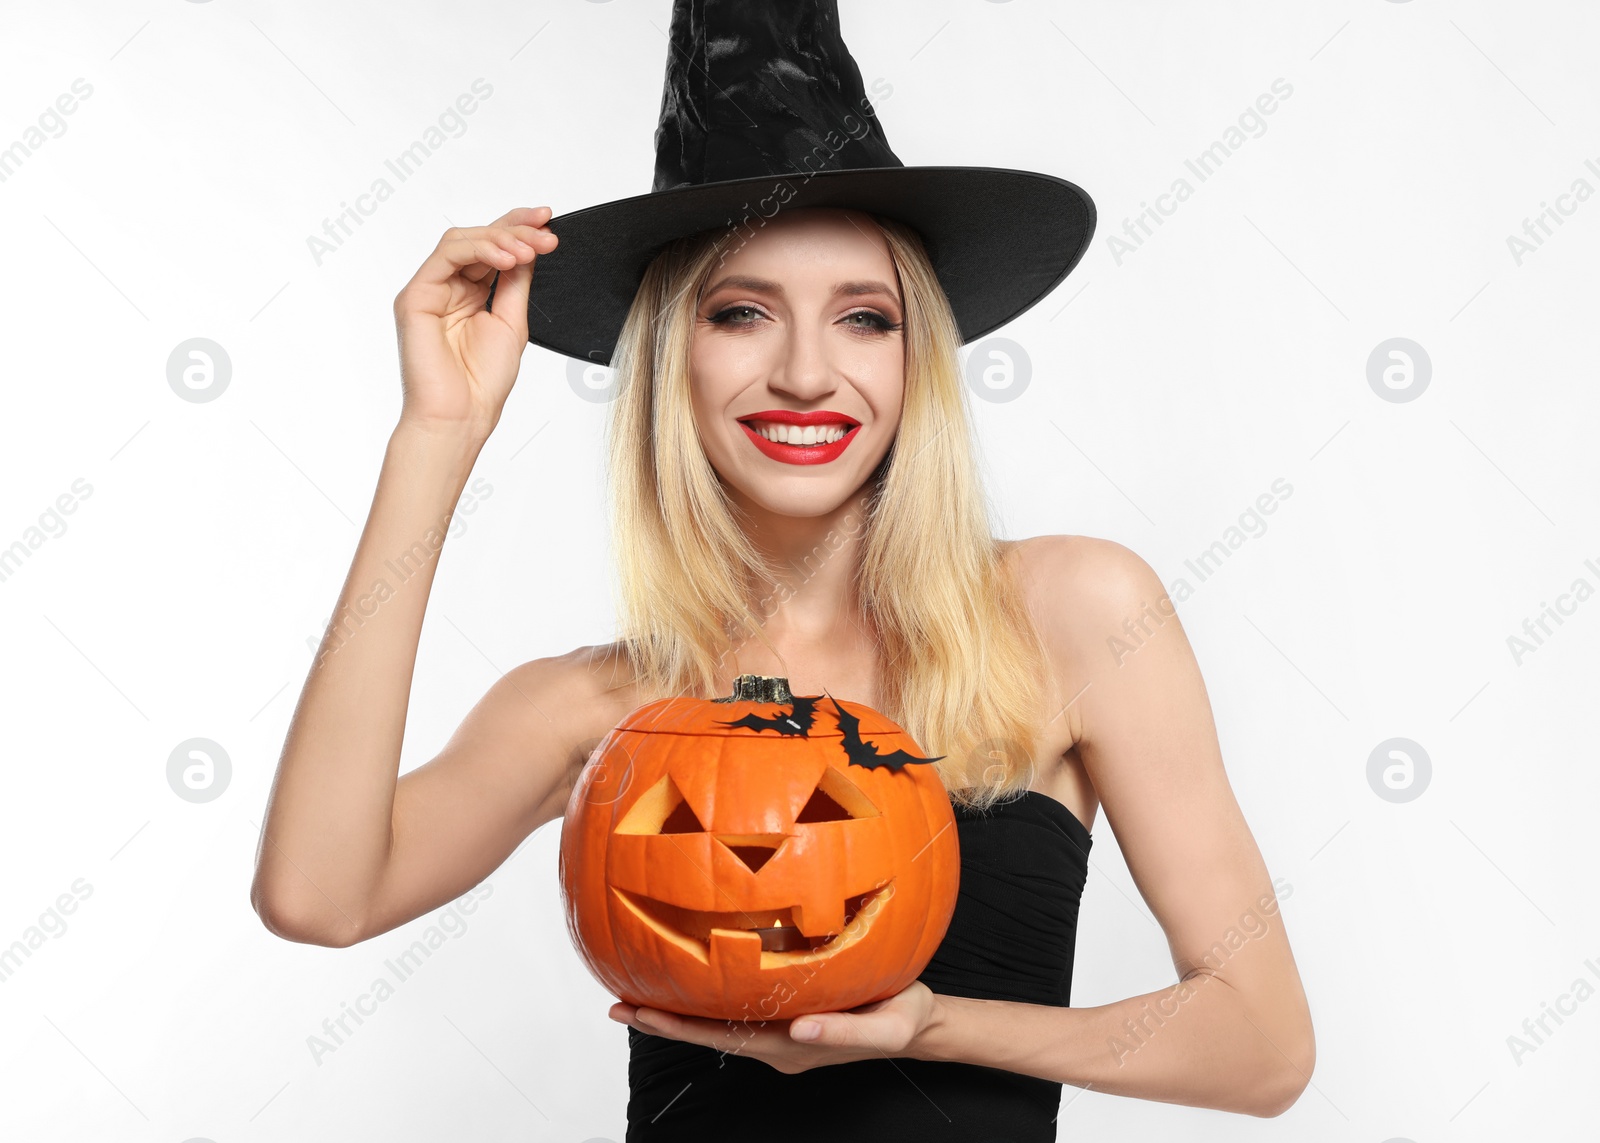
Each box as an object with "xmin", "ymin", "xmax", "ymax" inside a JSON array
[{"xmin": 717, "ymin": 674, "xmax": 794, "ymax": 703}]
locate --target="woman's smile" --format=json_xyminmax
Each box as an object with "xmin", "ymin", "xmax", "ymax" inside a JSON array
[
  {"xmin": 685, "ymin": 208, "xmax": 903, "ymax": 514},
  {"xmin": 737, "ymin": 410, "xmax": 863, "ymax": 465}
]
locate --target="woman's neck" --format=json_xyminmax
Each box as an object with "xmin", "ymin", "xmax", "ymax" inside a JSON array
[{"xmin": 724, "ymin": 485, "xmax": 880, "ymax": 671}]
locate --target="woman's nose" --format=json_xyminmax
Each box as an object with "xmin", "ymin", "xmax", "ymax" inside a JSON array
[{"xmin": 770, "ymin": 326, "xmax": 837, "ymax": 399}]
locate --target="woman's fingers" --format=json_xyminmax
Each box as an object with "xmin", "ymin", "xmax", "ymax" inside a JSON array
[
  {"xmin": 406, "ymin": 208, "xmax": 557, "ymax": 299},
  {"xmin": 431, "ymin": 230, "xmax": 527, "ymax": 282},
  {"xmin": 488, "ymin": 212, "xmax": 558, "ymax": 341},
  {"xmin": 387, "ymin": 207, "xmax": 561, "ymax": 437},
  {"xmin": 489, "ymin": 204, "xmax": 554, "ymax": 232},
  {"xmin": 484, "ymin": 227, "xmax": 551, "ymax": 342}
]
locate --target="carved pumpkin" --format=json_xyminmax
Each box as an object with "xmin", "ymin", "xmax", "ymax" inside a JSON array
[{"xmin": 558, "ymin": 674, "xmax": 961, "ymax": 1022}]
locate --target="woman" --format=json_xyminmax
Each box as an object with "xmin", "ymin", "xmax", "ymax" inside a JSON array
[
  {"xmin": 252, "ymin": 201, "xmax": 1313, "ymax": 1135},
  {"xmin": 252, "ymin": 3, "xmax": 1314, "ymax": 1137}
]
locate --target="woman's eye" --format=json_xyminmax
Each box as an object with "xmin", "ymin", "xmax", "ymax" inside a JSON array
[
  {"xmin": 843, "ymin": 311, "xmax": 896, "ymax": 332},
  {"xmin": 707, "ymin": 306, "xmax": 898, "ymax": 332}
]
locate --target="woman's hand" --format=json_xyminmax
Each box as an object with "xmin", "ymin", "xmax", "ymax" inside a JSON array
[
  {"xmin": 392, "ymin": 205, "xmax": 558, "ymax": 442},
  {"xmin": 608, "ymin": 980, "xmax": 943, "ymax": 1075}
]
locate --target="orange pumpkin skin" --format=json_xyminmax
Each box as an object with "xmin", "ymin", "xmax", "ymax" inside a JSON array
[{"xmin": 558, "ymin": 679, "xmax": 960, "ymax": 1022}]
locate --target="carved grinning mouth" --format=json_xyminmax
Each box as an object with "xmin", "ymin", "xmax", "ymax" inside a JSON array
[
  {"xmin": 612, "ymin": 883, "xmax": 891, "ymax": 965},
  {"xmin": 609, "ymin": 770, "xmax": 894, "ymax": 965}
]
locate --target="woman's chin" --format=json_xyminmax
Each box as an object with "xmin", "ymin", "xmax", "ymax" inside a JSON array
[{"xmin": 722, "ymin": 473, "xmax": 870, "ymax": 524}]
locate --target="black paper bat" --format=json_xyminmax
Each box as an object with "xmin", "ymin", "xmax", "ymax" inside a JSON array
[
  {"xmin": 824, "ymin": 692, "xmax": 945, "ymax": 771},
  {"xmin": 713, "ymin": 693, "xmax": 822, "ymax": 737}
]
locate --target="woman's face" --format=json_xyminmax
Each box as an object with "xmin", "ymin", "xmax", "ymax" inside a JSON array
[{"xmin": 688, "ymin": 207, "xmax": 905, "ymax": 520}]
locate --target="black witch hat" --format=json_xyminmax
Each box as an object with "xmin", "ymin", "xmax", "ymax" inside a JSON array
[{"xmin": 523, "ymin": 0, "xmax": 1096, "ymax": 367}]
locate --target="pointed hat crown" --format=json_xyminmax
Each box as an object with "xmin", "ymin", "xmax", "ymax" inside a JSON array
[{"xmin": 522, "ymin": 0, "xmax": 1095, "ymax": 367}]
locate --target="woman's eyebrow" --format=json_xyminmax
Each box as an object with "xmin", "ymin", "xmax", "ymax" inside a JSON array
[{"xmin": 702, "ymin": 275, "xmax": 900, "ymax": 301}]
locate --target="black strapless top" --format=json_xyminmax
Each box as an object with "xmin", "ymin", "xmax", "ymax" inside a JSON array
[{"xmin": 623, "ymin": 790, "xmax": 1093, "ymax": 1143}]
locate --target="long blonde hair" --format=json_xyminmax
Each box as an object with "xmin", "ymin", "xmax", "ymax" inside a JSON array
[{"xmin": 603, "ymin": 211, "xmax": 1051, "ymax": 812}]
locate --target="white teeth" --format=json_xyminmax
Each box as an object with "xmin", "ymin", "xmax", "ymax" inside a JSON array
[{"xmin": 751, "ymin": 421, "xmax": 850, "ymax": 445}]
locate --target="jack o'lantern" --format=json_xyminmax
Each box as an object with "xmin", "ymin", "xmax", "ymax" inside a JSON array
[{"xmin": 558, "ymin": 674, "xmax": 960, "ymax": 1022}]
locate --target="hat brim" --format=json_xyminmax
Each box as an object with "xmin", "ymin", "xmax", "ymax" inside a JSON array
[{"xmin": 519, "ymin": 165, "xmax": 1095, "ymax": 367}]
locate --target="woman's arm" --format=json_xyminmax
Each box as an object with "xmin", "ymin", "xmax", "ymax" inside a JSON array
[
  {"xmin": 910, "ymin": 536, "xmax": 1315, "ymax": 1117},
  {"xmin": 249, "ymin": 423, "xmax": 478, "ymax": 946},
  {"xmin": 250, "ymin": 208, "xmax": 564, "ymax": 946}
]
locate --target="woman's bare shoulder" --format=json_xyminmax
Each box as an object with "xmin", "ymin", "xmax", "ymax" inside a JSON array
[
  {"xmin": 519, "ymin": 641, "xmax": 645, "ymax": 724},
  {"xmin": 1003, "ymin": 533, "xmax": 1173, "ymax": 680},
  {"xmin": 1004, "ymin": 533, "xmax": 1165, "ymax": 610},
  {"xmin": 552, "ymin": 640, "xmax": 640, "ymax": 689}
]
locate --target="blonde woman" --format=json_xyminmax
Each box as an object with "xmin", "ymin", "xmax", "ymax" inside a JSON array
[{"xmin": 252, "ymin": 3, "xmax": 1313, "ymax": 1139}]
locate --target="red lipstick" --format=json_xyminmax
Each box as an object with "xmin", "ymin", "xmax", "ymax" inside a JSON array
[{"xmin": 737, "ymin": 409, "xmax": 861, "ymax": 466}]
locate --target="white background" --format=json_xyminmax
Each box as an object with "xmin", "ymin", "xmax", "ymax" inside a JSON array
[{"xmin": 1, "ymin": 0, "xmax": 1596, "ymax": 1139}]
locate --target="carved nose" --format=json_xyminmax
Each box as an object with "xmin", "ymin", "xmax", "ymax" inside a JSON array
[{"xmin": 717, "ymin": 834, "xmax": 786, "ymax": 873}]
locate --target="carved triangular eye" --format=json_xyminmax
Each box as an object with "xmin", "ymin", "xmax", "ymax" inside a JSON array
[
  {"xmin": 661, "ymin": 797, "xmax": 705, "ymax": 834},
  {"xmin": 796, "ymin": 786, "xmax": 851, "ymax": 823},
  {"xmin": 795, "ymin": 766, "xmax": 880, "ymax": 822},
  {"xmin": 616, "ymin": 775, "xmax": 705, "ymax": 835}
]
